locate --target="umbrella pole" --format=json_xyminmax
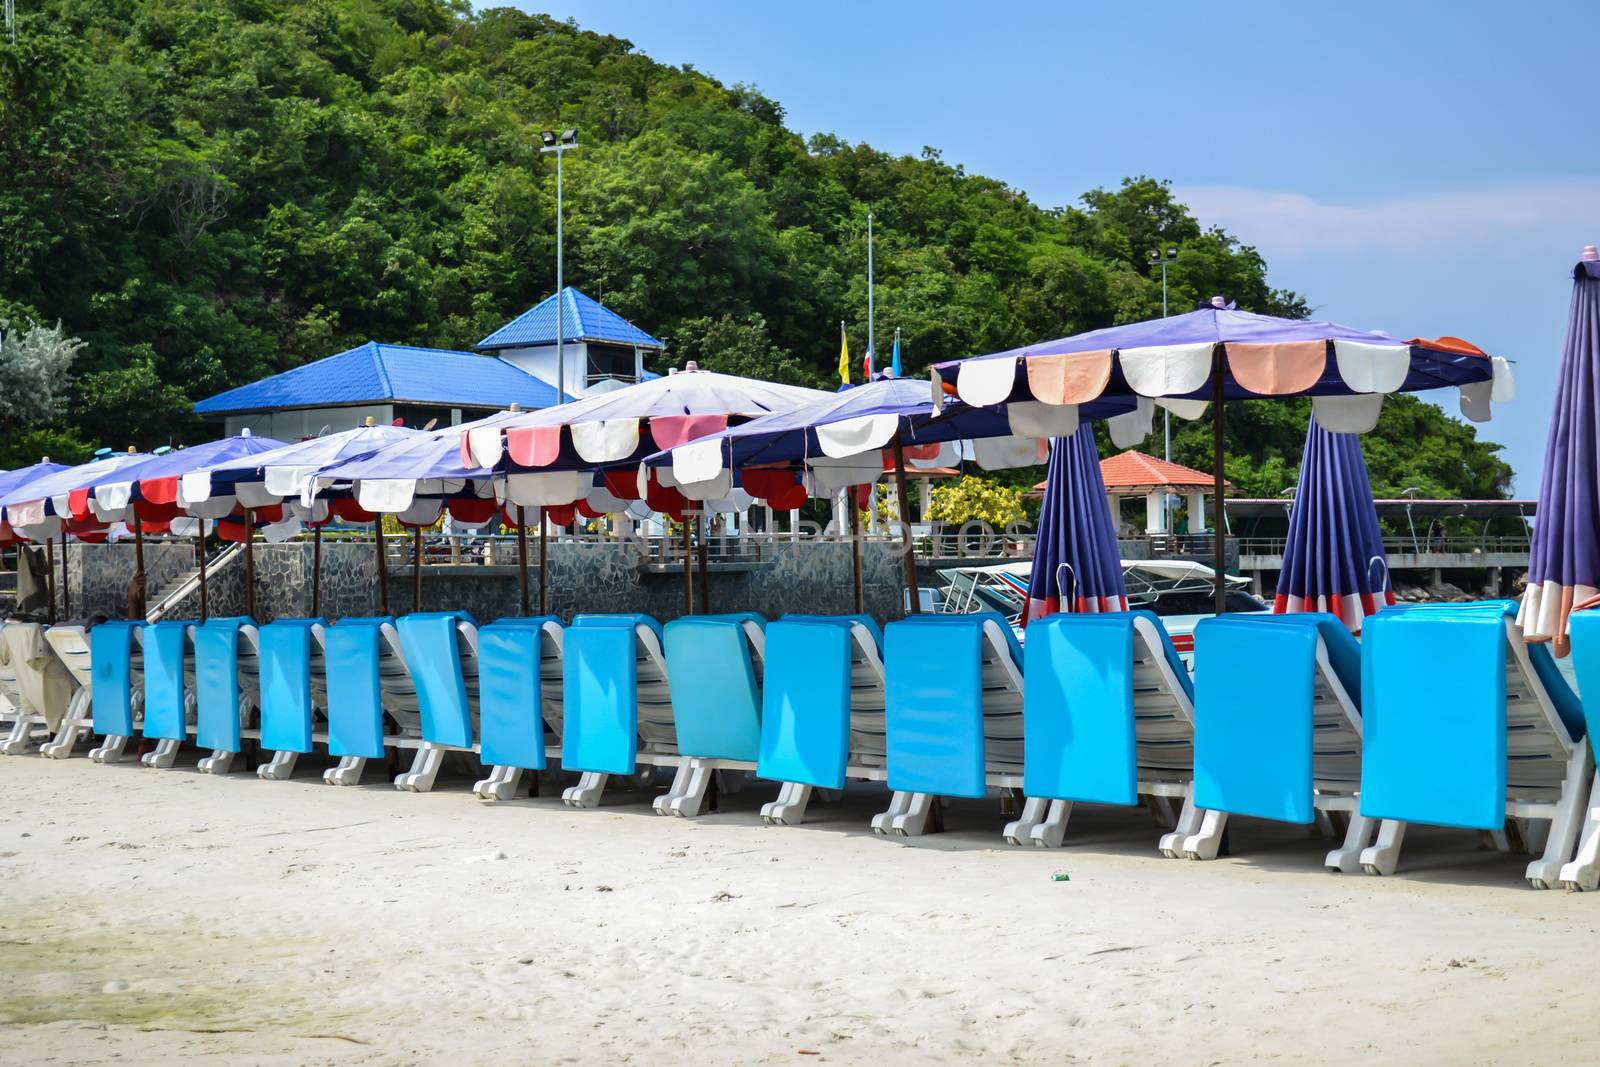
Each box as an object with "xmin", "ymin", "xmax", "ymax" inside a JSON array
[
  {"xmin": 538, "ymin": 507, "xmax": 549, "ymax": 615},
  {"xmin": 1211, "ymin": 350, "xmax": 1227, "ymax": 616},
  {"xmin": 374, "ymin": 518, "xmax": 390, "ymax": 615},
  {"xmin": 61, "ymin": 536, "xmax": 70, "ymax": 619},
  {"xmin": 411, "ymin": 527, "xmax": 423, "ymax": 614},
  {"xmin": 681, "ymin": 510, "xmax": 694, "ymax": 616},
  {"xmin": 849, "ymin": 491, "xmax": 864, "ymax": 614},
  {"xmin": 244, "ymin": 523, "xmax": 256, "ymax": 619},
  {"xmin": 132, "ymin": 514, "xmax": 147, "ymax": 619},
  {"xmin": 309, "ymin": 525, "xmax": 321, "ymax": 618},
  {"xmin": 197, "ymin": 526, "xmax": 210, "ymax": 623},
  {"xmin": 517, "ymin": 505, "xmax": 530, "ymax": 616},
  {"xmin": 45, "ymin": 538, "xmax": 57, "ymax": 624},
  {"xmin": 891, "ymin": 436, "xmax": 921, "ymax": 615},
  {"xmin": 696, "ymin": 509, "xmax": 711, "ymax": 614}
]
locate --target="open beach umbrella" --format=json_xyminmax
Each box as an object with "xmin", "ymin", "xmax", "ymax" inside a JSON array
[
  {"xmin": 309, "ymin": 410, "xmax": 522, "ymax": 615},
  {"xmin": 932, "ymin": 297, "xmax": 1512, "ymax": 611},
  {"xmin": 0, "ymin": 461, "xmax": 70, "ymax": 618},
  {"xmin": 646, "ymin": 376, "xmax": 1134, "ymax": 612},
  {"xmin": 1273, "ymin": 414, "xmax": 1393, "ymax": 631},
  {"xmin": 181, "ymin": 421, "xmax": 421, "ymax": 617},
  {"xmin": 1519, "ymin": 247, "xmax": 1600, "ymax": 655},
  {"xmin": 1023, "ymin": 423, "xmax": 1128, "ymax": 624},
  {"xmin": 464, "ymin": 363, "xmax": 832, "ymax": 614},
  {"xmin": 74, "ymin": 432, "xmax": 288, "ymax": 620}
]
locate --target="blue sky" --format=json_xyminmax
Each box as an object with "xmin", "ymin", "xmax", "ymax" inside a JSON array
[{"xmin": 515, "ymin": 1, "xmax": 1600, "ymax": 494}]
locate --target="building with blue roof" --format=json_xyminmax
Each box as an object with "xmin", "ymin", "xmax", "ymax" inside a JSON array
[
  {"xmin": 194, "ymin": 341, "xmax": 572, "ymax": 439},
  {"xmin": 476, "ymin": 286, "xmax": 663, "ymax": 398}
]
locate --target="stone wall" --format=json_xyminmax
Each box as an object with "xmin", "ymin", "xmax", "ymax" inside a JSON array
[{"xmin": 53, "ymin": 537, "xmax": 919, "ymax": 625}]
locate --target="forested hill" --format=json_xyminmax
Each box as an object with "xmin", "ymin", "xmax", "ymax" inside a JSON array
[{"xmin": 0, "ymin": 1, "xmax": 1510, "ymax": 497}]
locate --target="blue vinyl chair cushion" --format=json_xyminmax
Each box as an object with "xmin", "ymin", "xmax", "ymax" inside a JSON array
[
  {"xmin": 195, "ymin": 616, "xmax": 252, "ymax": 753},
  {"xmin": 325, "ymin": 617, "xmax": 395, "ymax": 760},
  {"xmin": 141, "ymin": 620, "xmax": 192, "ymax": 742},
  {"xmin": 259, "ymin": 618, "xmax": 324, "ymax": 754},
  {"xmin": 665, "ymin": 613, "xmax": 764, "ymax": 762},
  {"xmin": 90, "ymin": 620, "xmax": 142, "ymax": 736},
  {"xmin": 396, "ymin": 611, "xmax": 477, "ymax": 749},
  {"xmin": 561, "ymin": 614, "xmax": 663, "ymax": 775},
  {"xmin": 478, "ymin": 616, "xmax": 560, "ymax": 770}
]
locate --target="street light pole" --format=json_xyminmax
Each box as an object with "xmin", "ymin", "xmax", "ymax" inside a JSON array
[{"xmin": 541, "ymin": 128, "xmax": 578, "ymax": 404}]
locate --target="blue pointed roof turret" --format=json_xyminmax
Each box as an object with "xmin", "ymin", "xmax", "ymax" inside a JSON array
[{"xmin": 475, "ymin": 287, "xmax": 663, "ymax": 351}]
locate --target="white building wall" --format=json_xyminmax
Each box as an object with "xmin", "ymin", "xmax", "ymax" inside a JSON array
[
  {"xmin": 223, "ymin": 404, "xmax": 393, "ymax": 441},
  {"xmin": 495, "ymin": 343, "xmax": 591, "ymax": 398}
]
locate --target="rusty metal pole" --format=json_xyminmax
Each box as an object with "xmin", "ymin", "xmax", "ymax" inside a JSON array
[
  {"xmin": 849, "ymin": 492, "xmax": 864, "ymax": 614},
  {"xmin": 198, "ymin": 526, "xmax": 210, "ymax": 622},
  {"xmin": 696, "ymin": 509, "xmax": 711, "ymax": 614},
  {"xmin": 244, "ymin": 523, "xmax": 256, "ymax": 619},
  {"xmin": 681, "ymin": 510, "xmax": 694, "ymax": 616},
  {"xmin": 1211, "ymin": 345, "xmax": 1227, "ymax": 616},
  {"xmin": 516, "ymin": 505, "xmax": 530, "ymax": 615},
  {"xmin": 44, "ymin": 539, "xmax": 57, "ymax": 624},
  {"xmin": 538, "ymin": 507, "xmax": 549, "ymax": 615},
  {"xmin": 374, "ymin": 518, "xmax": 390, "ymax": 615},
  {"xmin": 132, "ymin": 514, "xmax": 147, "ymax": 619},
  {"xmin": 308, "ymin": 525, "xmax": 320, "ymax": 618},
  {"xmin": 411, "ymin": 526, "xmax": 423, "ymax": 614},
  {"xmin": 891, "ymin": 436, "xmax": 921, "ymax": 614}
]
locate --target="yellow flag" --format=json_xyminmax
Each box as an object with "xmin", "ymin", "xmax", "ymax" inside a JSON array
[{"xmin": 837, "ymin": 323, "xmax": 850, "ymax": 385}]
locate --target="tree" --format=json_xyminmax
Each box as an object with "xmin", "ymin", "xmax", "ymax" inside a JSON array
[
  {"xmin": 928, "ymin": 476, "xmax": 1028, "ymax": 527},
  {"xmin": 0, "ymin": 317, "xmax": 83, "ymax": 434}
]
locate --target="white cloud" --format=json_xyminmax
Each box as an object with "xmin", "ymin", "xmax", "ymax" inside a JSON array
[{"xmin": 1176, "ymin": 180, "xmax": 1600, "ymax": 256}]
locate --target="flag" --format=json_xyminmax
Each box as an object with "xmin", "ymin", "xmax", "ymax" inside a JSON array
[
  {"xmin": 837, "ymin": 322, "xmax": 850, "ymax": 385},
  {"xmin": 863, "ymin": 347, "xmax": 873, "ymax": 379},
  {"xmin": 891, "ymin": 331, "xmax": 902, "ymax": 377}
]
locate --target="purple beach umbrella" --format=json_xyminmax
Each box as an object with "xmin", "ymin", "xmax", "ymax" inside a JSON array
[
  {"xmin": 1519, "ymin": 247, "xmax": 1600, "ymax": 655},
  {"xmin": 1022, "ymin": 423, "xmax": 1128, "ymax": 625},
  {"xmin": 1273, "ymin": 415, "xmax": 1394, "ymax": 632}
]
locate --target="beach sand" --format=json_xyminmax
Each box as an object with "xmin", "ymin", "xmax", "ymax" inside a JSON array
[{"xmin": 0, "ymin": 753, "xmax": 1591, "ymax": 1065}]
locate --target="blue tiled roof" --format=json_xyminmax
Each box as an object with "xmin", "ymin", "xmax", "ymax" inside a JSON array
[
  {"xmin": 476, "ymin": 287, "xmax": 664, "ymax": 351},
  {"xmin": 194, "ymin": 342, "xmax": 571, "ymax": 414}
]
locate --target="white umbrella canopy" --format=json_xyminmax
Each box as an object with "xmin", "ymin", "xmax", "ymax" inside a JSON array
[
  {"xmin": 178, "ymin": 422, "xmax": 421, "ymax": 528},
  {"xmin": 0, "ymin": 451, "xmax": 149, "ymax": 539},
  {"xmin": 461, "ymin": 363, "xmax": 832, "ymax": 508}
]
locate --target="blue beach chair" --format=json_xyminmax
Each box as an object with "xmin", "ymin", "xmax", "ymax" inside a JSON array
[
  {"xmin": 87, "ymin": 621, "xmax": 144, "ymax": 764},
  {"xmin": 557, "ymin": 614, "xmax": 672, "ymax": 809},
  {"xmin": 1003, "ymin": 611, "xmax": 1199, "ymax": 851},
  {"xmin": 139, "ymin": 619, "xmax": 200, "ymax": 768},
  {"xmin": 393, "ymin": 611, "xmax": 482, "ymax": 793},
  {"xmin": 41, "ymin": 625, "xmax": 97, "ymax": 759},
  {"xmin": 472, "ymin": 616, "xmax": 565, "ymax": 801},
  {"xmin": 1356, "ymin": 601, "xmax": 1592, "ymax": 887},
  {"xmin": 192, "ymin": 617, "xmax": 263, "ymax": 775},
  {"xmin": 756, "ymin": 614, "xmax": 889, "ymax": 827},
  {"xmin": 652, "ymin": 613, "xmax": 766, "ymax": 817},
  {"xmin": 255, "ymin": 618, "xmax": 329, "ymax": 781},
  {"xmin": 871, "ymin": 612, "xmax": 1026, "ymax": 838},
  {"xmin": 1554, "ymin": 608, "xmax": 1600, "ymax": 890},
  {"xmin": 1179, "ymin": 613, "xmax": 1367, "ymax": 863},
  {"xmin": 321, "ymin": 617, "xmax": 423, "ymax": 786}
]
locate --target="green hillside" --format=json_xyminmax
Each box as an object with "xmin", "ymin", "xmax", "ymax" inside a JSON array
[{"xmin": 0, "ymin": 1, "xmax": 1510, "ymax": 498}]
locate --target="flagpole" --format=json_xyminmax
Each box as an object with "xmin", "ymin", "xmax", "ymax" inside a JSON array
[{"xmin": 866, "ymin": 211, "xmax": 874, "ymax": 376}]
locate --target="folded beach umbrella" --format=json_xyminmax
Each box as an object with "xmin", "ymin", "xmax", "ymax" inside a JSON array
[
  {"xmin": 1273, "ymin": 414, "xmax": 1392, "ymax": 631},
  {"xmin": 1520, "ymin": 247, "xmax": 1600, "ymax": 655},
  {"xmin": 933, "ymin": 298, "xmax": 1512, "ymax": 611},
  {"xmin": 1023, "ymin": 423, "xmax": 1128, "ymax": 624}
]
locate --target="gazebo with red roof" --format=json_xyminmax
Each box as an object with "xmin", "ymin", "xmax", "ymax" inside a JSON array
[{"xmin": 1036, "ymin": 450, "xmax": 1230, "ymax": 536}]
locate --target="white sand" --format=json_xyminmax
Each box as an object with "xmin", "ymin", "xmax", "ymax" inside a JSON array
[{"xmin": 0, "ymin": 753, "xmax": 1593, "ymax": 1065}]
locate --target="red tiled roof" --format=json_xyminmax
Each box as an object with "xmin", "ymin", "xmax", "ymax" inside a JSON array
[{"xmin": 1032, "ymin": 450, "xmax": 1230, "ymax": 493}]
